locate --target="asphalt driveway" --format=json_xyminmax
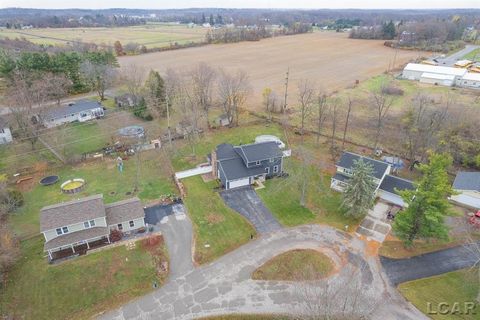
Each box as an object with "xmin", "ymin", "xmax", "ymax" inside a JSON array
[
  {"xmin": 380, "ymin": 242, "xmax": 480, "ymax": 285},
  {"xmin": 145, "ymin": 203, "xmax": 194, "ymax": 277},
  {"xmin": 220, "ymin": 186, "xmax": 282, "ymax": 233}
]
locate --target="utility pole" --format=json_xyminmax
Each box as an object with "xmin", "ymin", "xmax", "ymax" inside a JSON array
[
  {"xmin": 166, "ymin": 93, "xmax": 172, "ymax": 149},
  {"xmin": 283, "ymin": 67, "xmax": 289, "ymax": 113}
]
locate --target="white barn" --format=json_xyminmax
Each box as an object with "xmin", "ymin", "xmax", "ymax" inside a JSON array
[
  {"xmin": 459, "ymin": 73, "xmax": 480, "ymax": 89},
  {"xmin": 402, "ymin": 63, "xmax": 467, "ymax": 86}
]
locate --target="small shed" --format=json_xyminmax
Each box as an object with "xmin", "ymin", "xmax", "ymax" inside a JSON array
[
  {"xmin": 217, "ymin": 114, "xmax": 231, "ymax": 127},
  {"xmin": 115, "ymin": 94, "xmax": 136, "ymax": 108}
]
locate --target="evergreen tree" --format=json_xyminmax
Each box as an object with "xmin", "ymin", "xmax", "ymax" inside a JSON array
[
  {"xmin": 393, "ymin": 154, "xmax": 453, "ymax": 246},
  {"xmin": 342, "ymin": 159, "xmax": 377, "ymax": 218},
  {"xmin": 144, "ymin": 70, "xmax": 166, "ymax": 117},
  {"xmin": 201, "ymin": 13, "xmax": 206, "ymax": 24},
  {"xmin": 209, "ymin": 14, "xmax": 215, "ymax": 26},
  {"xmin": 382, "ymin": 20, "xmax": 396, "ymax": 40}
]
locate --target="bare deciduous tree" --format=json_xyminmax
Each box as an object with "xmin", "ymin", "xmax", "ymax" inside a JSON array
[
  {"xmin": 191, "ymin": 62, "xmax": 216, "ymax": 127},
  {"xmin": 121, "ymin": 64, "xmax": 146, "ymax": 106},
  {"xmin": 370, "ymin": 83, "xmax": 395, "ymax": 151},
  {"xmin": 330, "ymin": 98, "xmax": 339, "ymax": 159},
  {"xmin": 297, "ymin": 79, "xmax": 315, "ymax": 142},
  {"xmin": 6, "ymin": 73, "xmax": 49, "ymax": 149},
  {"xmin": 43, "ymin": 73, "xmax": 73, "ymax": 106},
  {"xmin": 81, "ymin": 60, "xmax": 117, "ymax": 100},
  {"xmin": 342, "ymin": 96, "xmax": 353, "ymax": 149},
  {"xmin": 315, "ymin": 91, "xmax": 329, "ymax": 145},
  {"xmin": 217, "ymin": 69, "xmax": 250, "ymax": 127}
]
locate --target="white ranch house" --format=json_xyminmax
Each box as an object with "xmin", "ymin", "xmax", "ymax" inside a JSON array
[
  {"xmin": 450, "ymin": 172, "xmax": 480, "ymax": 210},
  {"xmin": 0, "ymin": 117, "xmax": 13, "ymax": 144},
  {"xmin": 41, "ymin": 100, "xmax": 105, "ymax": 128}
]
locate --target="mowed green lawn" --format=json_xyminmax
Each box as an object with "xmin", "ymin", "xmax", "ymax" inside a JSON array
[
  {"xmin": 0, "ymin": 236, "xmax": 167, "ymax": 320},
  {"xmin": 257, "ymin": 159, "xmax": 358, "ymax": 230},
  {"xmin": 182, "ymin": 176, "xmax": 256, "ymax": 265},
  {"xmin": 463, "ymin": 48, "xmax": 480, "ymax": 61},
  {"xmin": 398, "ymin": 268, "xmax": 480, "ymax": 320},
  {"xmin": 0, "ymin": 23, "xmax": 207, "ymax": 48},
  {"xmin": 11, "ymin": 150, "xmax": 175, "ymax": 238}
]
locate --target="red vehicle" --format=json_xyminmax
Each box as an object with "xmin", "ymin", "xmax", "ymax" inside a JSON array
[{"xmin": 468, "ymin": 210, "xmax": 480, "ymax": 228}]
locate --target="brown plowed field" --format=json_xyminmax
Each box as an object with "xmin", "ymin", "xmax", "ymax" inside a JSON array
[{"xmin": 119, "ymin": 32, "xmax": 423, "ymax": 109}]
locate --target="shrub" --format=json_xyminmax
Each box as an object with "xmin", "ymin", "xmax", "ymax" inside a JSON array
[
  {"xmin": 382, "ymin": 85, "xmax": 404, "ymax": 96},
  {"xmin": 109, "ymin": 229, "xmax": 123, "ymax": 242}
]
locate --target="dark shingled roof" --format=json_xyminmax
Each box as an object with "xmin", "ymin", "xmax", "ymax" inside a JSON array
[
  {"xmin": 40, "ymin": 194, "xmax": 106, "ymax": 232},
  {"xmin": 453, "ymin": 172, "xmax": 480, "ymax": 191},
  {"xmin": 216, "ymin": 143, "xmax": 240, "ymax": 161},
  {"xmin": 379, "ymin": 175, "xmax": 415, "ymax": 194},
  {"xmin": 337, "ymin": 152, "xmax": 389, "ymax": 180},
  {"xmin": 332, "ymin": 172, "xmax": 351, "ymax": 183},
  {"xmin": 0, "ymin": 117, "xmax": 8, "ymax": 128},
  {"xmin": 43, "ymin": 100, "xmax": 103, "ymax": 120},
  {"xmin": 218, "ymin": 158, "xmax": 265, "ymax": 181},
  {"xmin": 105, "ymin": 197, "xmax": 145, "ymax": 225},
  {"xmin": 44, "ymin": 227, "xmax": 109, "ymax": 251},
  {"xmin": 235, "ymin": 141, "xmax": 283, "ymax": 163}
]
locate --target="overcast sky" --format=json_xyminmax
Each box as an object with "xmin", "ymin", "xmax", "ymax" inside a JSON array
[{"xmin": 1, "ymin": 0, "xmax": 479, "ymax": 9}]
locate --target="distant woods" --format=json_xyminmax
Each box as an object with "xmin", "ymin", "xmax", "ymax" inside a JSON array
[{"xmin": 206, "ymin": 23, "xmax": 313, "ymax": 44}]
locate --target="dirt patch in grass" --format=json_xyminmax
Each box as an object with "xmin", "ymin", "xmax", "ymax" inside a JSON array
[
  {"xmin": 252, "ymin": 249, "xmax": 335, "ymax": 281},
  {"xmin": 206, "ymin": 213, "xmax": 225, "ymax": 224},
  {"xmin": 379, "ymin": 237, "xmax": 464, "ymax": 259}
]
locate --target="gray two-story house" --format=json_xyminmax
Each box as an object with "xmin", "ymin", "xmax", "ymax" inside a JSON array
[{"xmin": 212, "ymin": 141, "xmax": 286, "ymax": 190}]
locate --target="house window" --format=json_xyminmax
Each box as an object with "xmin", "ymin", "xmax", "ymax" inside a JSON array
[
  {"xmin": 343, "ymin": 168, "xmax": 353, "ymax": 175},
  {"xmin": 129, "ymin": 220, "xmax": 135, "ymax": 228},
  {"xmin": 84, "ymin": 220, "xmax": 96, "ymax": 229},
  {"xmin": 0, "ymin": 128, "xmax": 4, "ymax": 134},
  {"xmin": 117, "ymin": 223, "xmax": 123, "ymax": 231},
  {"xmin": 273, "ymin": 165, "xmax": 279, "ymax": 173},
  {"xmin": 265, "ymin": 167, "xmax": 270, "ymax": 174},
  {"xmin": 56, "ymin": 226, "xmax": 69, "ymax": 235},
  {"xmin": 256, "ymin": 160, "xmax": 261, "ymax": 165}
]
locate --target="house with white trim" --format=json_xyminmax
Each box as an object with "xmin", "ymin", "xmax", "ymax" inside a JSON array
[
  {"xmin": 0, "ymin": 117, "xmax": 13, "ymax": 144},
  {"xmin": 211, "ymin": 141, "xmax": 288, "ymax": 190},
  {"xmin": 41, "ymin": 100, "xmax": 105, "ymax": 128},
  {"xmin": 40, "ymin": 194, "xmax": 145, "ymax": 260},
  {"xmin": 331, "ymin": 152, "xmax": 414, "ymax": 207},
  {"xmin": 450, "ymin": 171, "xmax": 480, "ymax": 210}
]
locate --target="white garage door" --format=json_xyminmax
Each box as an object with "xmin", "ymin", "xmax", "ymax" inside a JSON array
[
  {"xmin": 378, "ymin": 190, "xmax": 405, "ymax": 207},
  {"xmin": 228, "ymin": 178, "xmax": 250, "ymax": 189}
]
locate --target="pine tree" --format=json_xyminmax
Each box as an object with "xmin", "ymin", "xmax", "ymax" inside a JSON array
[
  {"xmin": 144, "ymin": 70, "xmax": 166, "ymax": 117},
  {"xmin": 342, "ymin": 159, "xmax": 377, "ymax": 218},
  {"xmin": 393, "ymin": 154, "xmax": 453, "ymax": 246}
]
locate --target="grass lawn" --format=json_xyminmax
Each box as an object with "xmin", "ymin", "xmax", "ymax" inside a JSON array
[
  {"xmin": 257, "ymin": 159, "xmax": 359, "ymax": 230},
  {"xmin": 10, "ymin": 150, "xmax": 175, "ymax": 238},
  {"xmin": 182, "ymin": 176, "xmax": 256, "ymax": 265},
  {"xmin": 171, "ymin": 123, "xmax": 284, "ymax": 171},
  {"xmin": 252, "ymin": 249, "xmax": 334, "ymax": 281},
  {"xmin": 463, "ymin": 48, "xmax": 480, "ymax": 61},
  {"xmin": 399, "ymin": 268, "xmax": 480, "ymax": 320},
  {"xmin": 0, "ymin": 235, "xmax": 168, "ymax": 320},
  {"xmin": 379, "ymin": 239, "xmax": 465, "ymax": 259}
]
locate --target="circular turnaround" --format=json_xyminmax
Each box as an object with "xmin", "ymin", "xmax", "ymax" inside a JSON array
[
  {"xmin": 60, "ymin": 178, "xmax": 86, "ymax": 194},
  {"xmin": 39, "ymin": 175, "xmax": 59, "ymax": 186}
]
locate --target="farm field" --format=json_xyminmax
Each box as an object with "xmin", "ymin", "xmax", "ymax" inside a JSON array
[
  {"xmin": 0, "ymin": 23, "xmax": 207, "ymax": 48},
  {"xmin": 119, "ymin": 32, "xmax": 424, "ymax": 108}
]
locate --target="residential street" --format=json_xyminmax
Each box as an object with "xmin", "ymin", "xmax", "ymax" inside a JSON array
[
  {"xmin": 434, "ymin": 44, "xmax": 480, "ymax": 66},
  {"xmin": 380, "ymin": 242, "xmax": 480, "ymax": 285},
  {"xmin": 98, "ymin": 219, "xmax": 427, "ymax": 320}
]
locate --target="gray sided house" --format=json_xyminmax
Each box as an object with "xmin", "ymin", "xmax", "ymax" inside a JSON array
[
  {"xmin": 42, "ymin": 100, "xmax": 105, "ymax": 128},
  {"xmin": 450, "ymin": 171, "xmax": 480, "ymax": 210},
  {"xmin": 212, "ymin": 141, "xmax": 285, "ymax": 190},
  {"xmin": 331, "ymin": 152, "xmax": 414, "ymax": 207},
  {"xmin": 0, "ymin": 117, "xmax": 13, "ymax": 144},
  {"xmin": 40, "ymin": 194, "xmax": 145, "ymax": 260}
]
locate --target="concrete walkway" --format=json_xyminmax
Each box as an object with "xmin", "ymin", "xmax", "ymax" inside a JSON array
[
  {"xmin": 98, "ymin": 224, "xmax": 426, "ymax": 320},
  {"xmin": 381, "ymin": 242, "xmax": 480, "ymax": 285},
  {"xmin": 356, "ymin": 202, "xmax": 392, "ymax": 243}
]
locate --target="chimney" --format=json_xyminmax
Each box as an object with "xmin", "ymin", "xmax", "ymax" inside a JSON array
[{"xmin": 211, "ymin": 149, "xmax": 218, "ymax": 178}]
